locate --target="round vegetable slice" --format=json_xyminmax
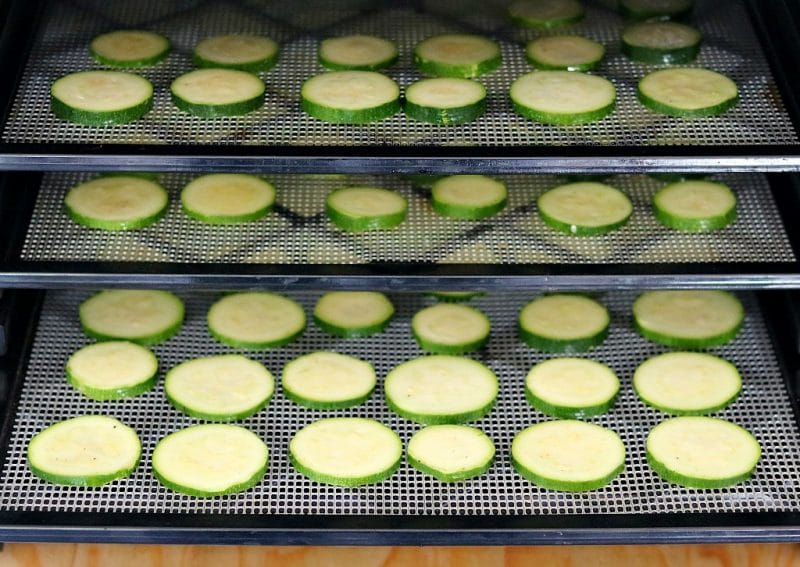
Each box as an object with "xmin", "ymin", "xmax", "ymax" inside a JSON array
[
  {"xmin": 404, "ymin": 78, "xmax": 487, "ymax": 125},
  {"xmin": 80, "ymin": 290, "xmax": 184, "ymax": 345},
  {"xmin": 181, "ymin": 174, "xmax": 276, "ymax": 224},
  {"xmin": 526, "ymin": 35, "xmax": 604, "ymax": 71},
  {"xmin": 537, "ymin": 181, "xmax": 632, "ymax": 236},
  {"xmin": 152, "ymin": 424, "xmax": 268, "ymax": 497},
  {"xmin": 525, "ymin": 358, "xmax": 620, "ymax": 419},
  {"xmin": 518, "ymin": 294, "xmax": 610, "ymax": 352},
  {"xmin": 51, "ymin": 70, "xmax": 153, "ymax": 126},
  {"xmin": 638, "ymin": 68, "xmax": 738, "ymax": 118},
  {"xmin": 431, "ymin": 175, "xmax": 507, "ymax": 219},
  {"xmin": 28, "ymin": 415, "xmax": 141, "ymax": 487},
  {"xmin": 65, "ymin": 175, "xmax": 168, "ymax": 231},
  {"xmin": 66, "ymin": 341, "xmax": 158, "ymax": 400},
  {"xmin": 282, "ymin": 351, "xmax": 376, "ymax": 410},
  {"xmin": 90, "ymin": 30, "xmax": 171, "ymax": 67},
  {"xmin": 193, "ymin": 34, "xmax": 279, "ymax": 73},
  {"xmin": 509, "ymin": 0, "xmax": 585, "ymax": 28},
  {"xmin": 622, "ymin": 21, "xmax": 701, "ymax": 64},
  {"xmin": 207, "ymin": 292, "xmax": 306, "ymax": 349},
  {"xmin": 414, "ymin": 34, "xmax": 501, "ymax": 78},
  {"xmin": 511, "ymin": 420, "xmax": 625, "ymax": 491},
  {"xmin": 313, "ymin": 291, "xmax": 394, "ymax": 337},
  {"xmin": 171, "ymin": 69, "xmax": 265, "ymax": 117},
  {"xmin": 653, "ymin": 180, "xmax": 737, "ymax": 232},
  {"xmin": 319, "ymin": 35, "xmax": 398, "ymax": 71},
  {"xmin": 301, "ymin": 71, "xmax": 400, "ymax": 123},
  {"xmin": 165, "ymin": 354, "xmax": 274, "ymax": 421},
  {"xmin": 411, "ymin": 302, "xmax": 491, "ymax": 354},
  {"xmin": 646, "ymin": 416, "xmax": 760, "ymax": 489},
  {"xmin": 407, "ymin": 425, "xmax": 495, "ymax": 482},
  {"xmin": 428, "ymin": 291, "xmax": 485, "ymax": 302},
  {"xmin": 289, "ymin": 417, "xmax": 402, "ymax": 486},
  {"xmin": 620, "ymin": 0, "xmax": 693, "ymax": 20},
  {"xmin": 633, "ymin": 290, "xmax": 744, "ymax": 348},
  {"xmin": 385, "ymin": 355, "xmax": 498, "ymax": 424},
  {"xmin": 326, "ymin": 186, "xmax": 407, "ymax": 232},
  {"xmin": 510, "ymin": 71, "xmax": 616, "ymax": 125}
]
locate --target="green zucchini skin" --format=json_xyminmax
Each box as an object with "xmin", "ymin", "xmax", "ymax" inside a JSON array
[
  {"xmin": 51, "ymin": 95, "xmax": 152, "ymax": 126},
  {"xmin": 171, "ymin": 92, "xmax": 265, "ymax": 118},
  {"xmin": 302, "ymin": 98, "xmax": 401, "ymax": 124},
  {"xmin": 632, "ymin": 317, "xmax": 743, "ymax": 349},
  {"xmin": 193, "ymin": 52, "xmax": 279, "ymax": 74},
  {"xmin": 511, "ymin": 454, "xmax": 624, "ymax": 492},
  {"xmin": 638, "ymin": 89, "xmax": 738, "ymax": 118},
  {"xmin": 512, "ymin": 99, "xmax": 615, "ymax": 126},
  {"xmin": 524, "ymin": 388, "xmax": 617, "ymax": 420},
  {"xmin": 313, "ymin": 314, "xmax": 392, "ymax": 338},
  {"xmin": 385, "ymin": 394, "xmax": 497, "ymax": 426},
  {"xmin": 289, "ymin": 452, "xmax": 401, "ymax": 488},
  {"xmin": 404, "ymin": 98, "xmax": 486, "ymax": 126},
  {"xmin": 519, "ymin": 324, "xmax": 609, "ymax": 352}
]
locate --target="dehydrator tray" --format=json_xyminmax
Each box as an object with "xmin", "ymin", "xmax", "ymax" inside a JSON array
[
  {"xmin": 0, "ymin": 0, "xmax": 799, "ymax": 171},
  {"xmin": 0, "ymin": 289, "xmax": 799, "ymax": 544}
]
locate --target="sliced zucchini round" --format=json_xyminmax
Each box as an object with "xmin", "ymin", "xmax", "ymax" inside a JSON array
[
  {"xmin": 66, "ymin": 341, "xmax": 158, "ymax": 401},
  {"xmin": 510, "ymin": 71, "xmax": 616, "ymax": 125},
  {"xmin": 193, "ymin": 35, "xmax": 279, "ymax": 73},
  {"xmin": 28, "ymin": 415, "xmax": 141, "ymax": 487},
  {"xmin": 518, "ymin": 294, "xmax": 610, "ymax": 352},
  {"xmin": 181, "ymin": 174, "xmax": 276, "ymax": 224},
  {"xmin": 289, "ymin": 418, "xmax": 402, "ymax": 487},
  {"xmin": 326, "ymin": 186, "xmax": 407, "ymax": 232},
  {"xmin": 622, "ymin": 21, "xmax": 701, "ymax": 64},
  {"xmin": 537, "ymin": 181, "xmax": 632, "ymax": 235},
  {"xmin": 385, "ymin": 355, "xmax": 498, "ymax": 424},
  {"xmin": 90, "ymin": 30, "xmax": 171, "ymax": 67},
  {"xmin": 638, "ymin": 68, "xmax": 738, "ymax": 118},
  {"xmin": 80, "ymin": 290, "xmax": 184, "ymax": 345},
  {"xmin": 526, "ymin": 35, "xmax": 605, "ymax": 71},
  {"xmin": 428, "ymin": 291, "xmax": 485, "ymax": 302},
  {"xmin": 653, "ymin": 180, "xmax": 737, "ymax": 232},
  {"xmin": 51, "ymin": 71, "xmax": 153, "ymax": 126},
  {"xmin": 620, "ymin": 0, "xmax": 693, "ymax": 21},
  {"xmin": 282, "ymin": 351, "xmax": 376, "ymax": 410},
  {"xmin": 207, "ymin": 292, "xmax": 306, "ymax": 349},
  {"xmin": 511, "ymin": 420, "xmax": 625, "ymax": 491},
  {"xmin": 171, "ymin": 69, "xmax": 265, "ymax": 117},
  {"xmin": 431, "ymin": 175, "xmax": 507, "ymax": 219},
  {"xmin": 319, "ymin": 35, "xmax": 398, "ymax": 71},
  {"xmin": 633, "ymin": 290, "xmax": 744, "ymax": 348},
  {"xmin": 165, "ymin": 354, "xmax": 274, "ymax": 421},
  {"xmin": 313, "ymin": 291, "xmax": 394, "ymax": 337},
  {"xmin": 411, "ymin": 303, "xmax": 491, "ymax": 354},
  {"xmin": 525, "ymin": 358, "xmax": 620, "ymax": 419},
  {"xmin": 414, "ymin": 34, "xmax": 502, "ymax": 78},
  {"xmin": 509, "ymin": 0, "xmax": 585, "ymax": 28},
  {"xmin": 404, "ymin": 78, "xmax": 487, "ymax": 125},
  {"xmin": 646, "ymin": 416, "xmax": 760, "ymax": 489},
  {"xmin": 634, "ymin": 352, "xmax": 741, "ymax": 415},
  {"xmin": 152, "ymin": 424, "xmax": 268, "ymax": 497},
  {"xmin": 65, "ymin": 175, "xmax": 168, "ymax": 231},
  {"xmin": 407, "ymin": 425, "xmax": 495, "ymax": 483},
  {"xmin": 301, "ymin": 71, "xmax": 400, "ymax": 123}
]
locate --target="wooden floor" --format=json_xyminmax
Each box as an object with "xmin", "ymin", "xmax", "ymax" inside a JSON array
[{"xmin": 0, "ymin": 544, "xmax": 798, "ymax": 567}]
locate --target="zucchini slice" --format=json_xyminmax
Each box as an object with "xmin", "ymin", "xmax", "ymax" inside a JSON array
[
  {"xmin": 510, "ymin": 71, "xmax": 616, "ymax": 125},
  {"xmin": 90, "ymin": 30, "xmax": 171, "ymax": 67},
  {"xmin": 428, "ymin": 291, "xmax": 485, "ymax": 302},
  {"xmin": 289, "ymin": 418, "xmax": 402, "ymax": 487},
  {"xmin": 207, "ymin": 292, "xmax": 306, "ymax": 349},
  {"xmin": 634, "ymin": 352, "xmax": 741, "ymax": 415},
  {"xmin": 326, "ymin": 186, "xmax": 407, "ymax": 232},
  {"xmin": 414, "ymin": 34, "xmax": 502, "ymax": 78},
  {"xmin": 638, "ymin": 68, "xmax": 738, "ymax": 118},
  {"xmin": 526, "ymin": 35, "xmax": 605, "ymax": 72},
  {"xmin": 282, "ymin": 351, "xmax": 376, "ymax": 410},
  {"xmin": 525, "ymin": 358, "xmax": 619, "ymax": 419},
  {"xmin": 181, "ymin": 174, "xmax": 276, "ymax": 224},
  {"xmin": 385, "ymin": 355, "xmax": 498, "ymax": 424},
  {"xmin": 193, "ymin": 35, "xmax": 279, "ymax": 73},
  {"xmin": 411, "ymin": 303, "xmax": 491, "ymax": 354},
  {"xmin": 509, "ymin": 0, "xmax": 585, "ymax": 28},
  {"xmin": 511, "ymin": 420, "xmax": 625, "ymax": 491},
  {"xmin": 622, "ymin": 21, "xmax": 701, "ymax": 64},
  {"xmin": 646, "ymin": 416, "xmax": 760, "ymax": 489},
  {"xmin": 80, "ymin": 290, "xmax": 184, "ymax": 345},
  {"xmin": 66, "ymin": 341, "xmax": 158, "ymax": 401},
  {"xmin": 404, "ymin": 78, "xmax": 487, "ymax": 125},
  {"xmin": 619, "ymin": 0, "xmax": 693, "ymax": 21},
  {"xmin": 319, "ymin": 35, "xmax": 398, "ymax": 71},
  {"xmin": 633, "ymin": 290, "xmax": 744, "ymax": 348},
  {"xmin": 407, "ymin": 425, "xmax": 495, "ymax": 482},
  {"xmin": 171, "ymin": 69, "xmax": 265, "ymax": 117},
  {"xmin": 537, "ymin": 181, "xmax": 632, "ymax": 235},
  {"xmin": 313, "ymin": 291, "xmax": 394, "ymax": 337},
  {"xmin": 431, "ymin": 175, "xmax": 507, "ymax": 219},
  {"xmin": 518, "ymin": 294, "xmax": 610, "ymax": 352},
  {"xmin": 152, "ymin": 424, "xmax": 268, "ymax": 497},
  {"xmin": 51, "ymin": 71, "xmax": 153, "ymax": 126},
  {"xmin": 65, "ymin": 175, "xmax": 168, "ymax": 231},
  {"xmin": 28, "ymin": 415, "xmax": 141, "ymax": 487},
  {"xmin": 165, "ymin": 354, "xmax": 274, "ymax": 421},
  {"xmin": 653, "ymin": 180, "xmax": 737, "ymax": 232},
  {"xmin": 301, "ymin": 71, "xmax": 401, "ymax": 123}
]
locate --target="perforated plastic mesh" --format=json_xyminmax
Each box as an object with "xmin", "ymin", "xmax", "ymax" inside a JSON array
[
  {"xmin": 0, "ymin": 290, "xmax": 799, "ymax": 516},
  {"xmin": 2, "ymin": 0, "xmax": 796, "ymax": 146},
  {"xmin": 20, "ymin": 173, "xmax": 795, "ymax": 265}
]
